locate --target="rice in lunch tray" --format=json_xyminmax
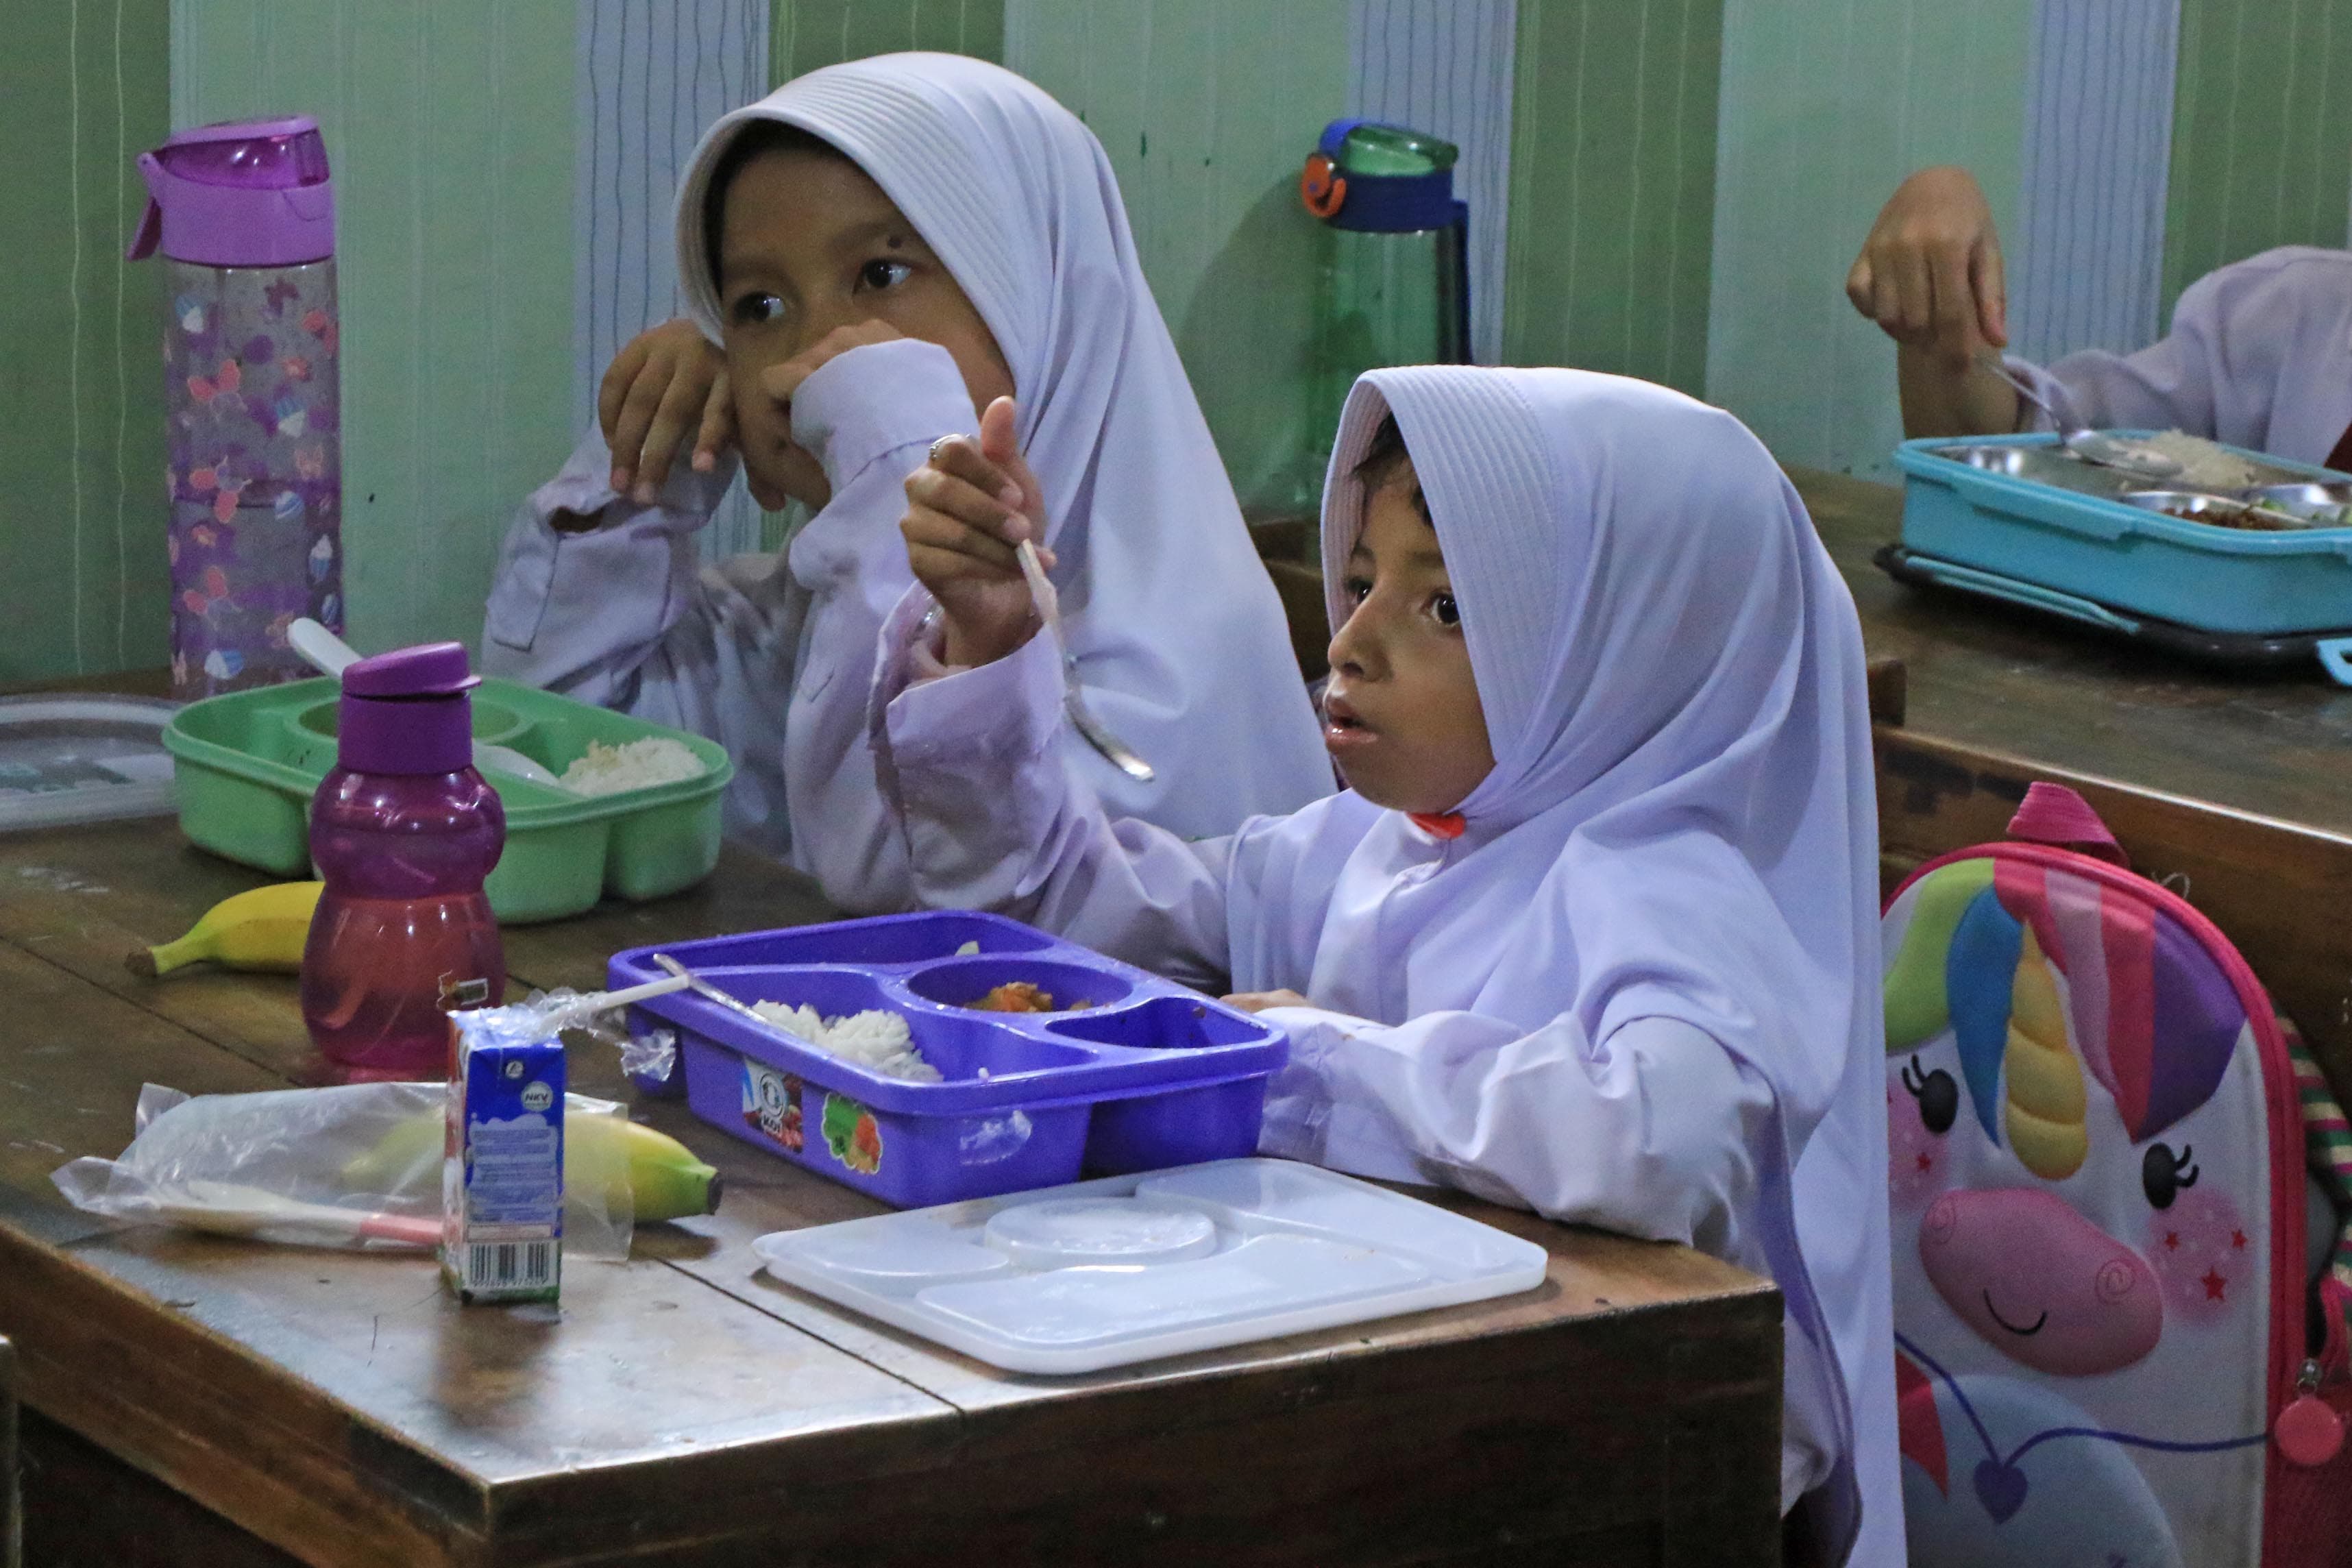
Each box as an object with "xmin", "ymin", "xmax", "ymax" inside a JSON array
[
  {"xmin": 751, "ymin": 1001, "xmax": 942, "ymax": 1081},
  {"xmin": 559, "ymin": 736, "xmax": 707, "ymax": 797},
  {"xmin": 2141, "ymin": 430, "xmax": 2266, "ymax": 493}
]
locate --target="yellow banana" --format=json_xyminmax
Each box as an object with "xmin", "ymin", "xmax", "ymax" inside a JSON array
[
  {"xmin": 341, "ymin": 1103, "xmax": 722, "ymax": 1223},
  {"xmin": 127, "ymin": 881, "xmax": 324, "ymax": 978},
  {"xmin": 567, "ymin": 1112, "xmax": 725, "ymax": 1223}
]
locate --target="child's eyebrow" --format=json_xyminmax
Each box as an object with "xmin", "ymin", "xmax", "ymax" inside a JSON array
[
  {"xmin": 718, "ymin": 247, "xmax": 792, "ymax": 290},
  {"xmin": 828, "ymin": 218, "xmax": 924, "ymax": 254}
]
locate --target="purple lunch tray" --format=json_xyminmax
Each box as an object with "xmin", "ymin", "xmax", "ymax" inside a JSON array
[{"xmin": 607, "ymin": 911, "xmax": 1288, "ymax": 1208}]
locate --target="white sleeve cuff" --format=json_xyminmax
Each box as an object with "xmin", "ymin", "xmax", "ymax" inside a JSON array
[{"xmin": 789, "ymin": 338, "xmax": 981, "ymax": 489}]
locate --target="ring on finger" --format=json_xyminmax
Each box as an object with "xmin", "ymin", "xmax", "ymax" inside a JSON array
[{"xmin": 929, "ymin": 434, "xmax": 968, "ymax": 464}]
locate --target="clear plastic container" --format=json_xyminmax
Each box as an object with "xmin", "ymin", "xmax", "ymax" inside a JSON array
[
  {"xmin": 128, "ymin": 117, "xmax": 343, "ymax": 701},
  {"xmin": 754, "ymin": 1159, "xmax": 1549, "ymax": 1374},
  {"xmin": 0, "ymin": 696, "xmax": 180, "ymax": 832}
]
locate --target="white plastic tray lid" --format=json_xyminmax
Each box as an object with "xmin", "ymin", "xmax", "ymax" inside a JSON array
[
  {"xmin": 753, "ymin": 1158, "xmax": 1550, "ymax": 1374},
  {"xmin": 0, "ymin": 696, "xmax": 180, "ymax": 833}
]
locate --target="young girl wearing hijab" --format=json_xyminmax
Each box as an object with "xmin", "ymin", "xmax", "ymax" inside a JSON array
[
  {"xmin": 882, "ymin": 365, "xmax": 1902, "ymax": 1565},
  {"xmin": 480, "ymin": 53, "xmax": 1332, "ymax": 911}
]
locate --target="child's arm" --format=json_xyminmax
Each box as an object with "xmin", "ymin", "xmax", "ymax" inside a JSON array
[
  {"xmin": 757, "ymin": 334, "xmax": 1003, "ymax": 910},
  {"xmin": 870, "ymin": 587, "xmax": 1247, "ymax": 992},
  {"xmin": 480, "ymin": 415, "xmax": 746, "ymax": 709},
  {"xmin": 1846, "ymin": 167, "xmax": 2022, "ymax": 438},
  {"xmin": 1997, "ymin": 254, "xmax": 2314, "ymax": 450},
  {"xmin": 1253, "ymin": 1004, "xmax": 1771, "ymax": 1251}
]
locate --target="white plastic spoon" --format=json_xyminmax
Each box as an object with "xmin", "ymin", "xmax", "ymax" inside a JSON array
[{"xmin": 287, "ymin": 618, "xmax": 569, "ymax": 790}]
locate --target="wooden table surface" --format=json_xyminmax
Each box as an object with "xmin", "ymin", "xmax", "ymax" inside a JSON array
[
  {"xmin": 0, "ymin": 816, "xmax": 1783, "ymax": 1567},
  {"xmin": 1793, "ymin": 466, "xmax": 2352, "ymax": 1110}
]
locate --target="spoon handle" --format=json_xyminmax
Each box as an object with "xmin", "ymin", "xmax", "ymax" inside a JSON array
[
  {"xmin": 287, "ymin": 617, "xmax": 360, "ymax": 678},
  {"xmin": 1014, "ymin": 539, "xmax": 1157, "ymax": 784},
  {"xmin": 1972, "ymin": 350, "xmax": 2065, "ymax": 430}
]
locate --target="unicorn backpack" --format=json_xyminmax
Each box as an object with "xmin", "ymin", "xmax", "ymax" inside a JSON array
[{"xmin": 1881, "ymin": 783, "xmax": 2352, "ymax": 1567}]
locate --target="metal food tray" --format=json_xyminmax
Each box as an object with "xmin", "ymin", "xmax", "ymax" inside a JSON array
[{"xmin": 1891, "ymin": 434, "xmax": 2352, "ymax": 680}]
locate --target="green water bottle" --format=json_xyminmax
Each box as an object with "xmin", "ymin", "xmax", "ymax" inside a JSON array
[{"xmin": 1285, "ymin": 120, "xmax": 1470, "ymax": 521}]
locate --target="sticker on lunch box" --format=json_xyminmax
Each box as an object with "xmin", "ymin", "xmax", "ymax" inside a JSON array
[
  {"xmin": 740, "ymin": 1060, "xmax": 805, "ymax": 1153},
  {"xmin": 821, "ymin": 1092, "xmax": 883, "ymax": 1175}
]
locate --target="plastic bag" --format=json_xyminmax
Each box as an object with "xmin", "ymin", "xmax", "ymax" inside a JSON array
[
  {"xmin": 517, "ymin": 984, "xmax": 678, "ymax": 1082},
  {"xmin": 52, "ymin": 1080, "xmax": 635, "ymax": 1258}
]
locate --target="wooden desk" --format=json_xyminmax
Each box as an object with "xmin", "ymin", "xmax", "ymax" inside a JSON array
[
  {"xmin": 0, "ymin": 817, "xmax": 1783, "ymax": 1567},
  {"xmin": 1793, "ymin": 465, "xmax": 2352, "ymax": 1110}
]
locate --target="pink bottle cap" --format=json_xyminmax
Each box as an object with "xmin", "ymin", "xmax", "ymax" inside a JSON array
[{"xmin": 127, "ymin": 115, "xmax": 334, "ymax": 268}]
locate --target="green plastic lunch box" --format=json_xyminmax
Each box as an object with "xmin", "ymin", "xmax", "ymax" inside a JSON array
[{"xmin": 162, "ymin": 677, "xmax": 734, "ymax": 923}]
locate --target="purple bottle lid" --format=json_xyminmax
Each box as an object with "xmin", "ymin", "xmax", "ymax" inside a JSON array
[
  {"xmin": 338, "ymin": 643, "xmax": 480, "ymax": 776},
  {"xmin": 127, "ymin": 115, "xmax": 335, "ymax": 269}
]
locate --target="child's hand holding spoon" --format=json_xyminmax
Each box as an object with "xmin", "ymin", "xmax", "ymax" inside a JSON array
[{"xmin": 902, "ymin": 398, "xmax": 1153, "ymax": 782}]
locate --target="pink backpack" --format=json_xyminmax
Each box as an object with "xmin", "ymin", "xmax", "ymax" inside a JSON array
[{"xmin": 1881, "ymin": 783, "xmax": 2352, "ymax": 1567}]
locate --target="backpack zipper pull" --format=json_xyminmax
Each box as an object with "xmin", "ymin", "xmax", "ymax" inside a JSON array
[{"xmin": 2276, "ymin": 1359, "xmax": 2346, "ymax": 1468}]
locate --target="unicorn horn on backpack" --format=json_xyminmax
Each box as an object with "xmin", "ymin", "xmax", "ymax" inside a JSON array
[{"xmin": 2003, "ymin": 926, "xmax": 2087, "ymax": 1179}]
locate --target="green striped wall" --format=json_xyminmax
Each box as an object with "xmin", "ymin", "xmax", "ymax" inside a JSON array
[
  {"xmin": 774, "ymin": 0, "xmax": 1002, "ymax": 79},
  {"xmin": 172, "ymin": 1, "xmax": 577, "ymax": 662},
  {"xmin": 1005, "ymin": 0, "xmax": 1355, "ymax": 517},
  {"xmin": 1501, "ymin": 0, "xmax": 1724, "ymax": 397},
  {"xmin": 0, "ymin": 0, "xmax": 172, "ymax": 685},
  {"xmin": 21, "ymin": 2, "xmax": 2352, "ymax": 685},
  {"xmin": 2162, "ymin": 0, "xmax": 2352, "ymax": 308},
  {"xmin": 1704, "ymin": 0, "xmax": 2033, "ymax": 478}
]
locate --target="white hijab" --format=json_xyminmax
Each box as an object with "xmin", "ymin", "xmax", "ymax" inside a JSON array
[
  {"xmin": 670, "ymin": 53, "xmax": 1330, "ymax": 834},
  {"xmin": 1297, "ymin": 366, "xmax": 1887, "ymax": 1552}
]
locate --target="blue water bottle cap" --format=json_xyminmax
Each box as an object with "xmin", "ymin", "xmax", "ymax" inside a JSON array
[{"xmin": 1301, "ymin": 119, "xmax": 1462, "ymax": 234}]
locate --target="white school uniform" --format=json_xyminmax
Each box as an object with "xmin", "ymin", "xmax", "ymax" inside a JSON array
[
  {"xmin": 481, "ymin": 53, "xmax": 1332, "ymax": 911},
  {"xmin": 873, "ymin": 367, "xmax": 1905, "ymax": 1565},
  {"xmin": 2008, "ymin": 246, "xmax": 2352, "ymax": 463}
]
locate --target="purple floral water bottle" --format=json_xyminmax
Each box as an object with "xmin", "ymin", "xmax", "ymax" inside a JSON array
[
  {"xmin": 302, "ymin": 644, "xmax": 506, "ymax": 1081},
  {"xmin": 127, "ymin": 116, "xmax": 342, "ymax": 702}
]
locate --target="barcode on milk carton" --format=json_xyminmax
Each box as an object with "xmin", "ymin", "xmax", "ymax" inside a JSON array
[{"xmin": 464, "ymin": 1240, "xmax": 554, "ymax": 1291}]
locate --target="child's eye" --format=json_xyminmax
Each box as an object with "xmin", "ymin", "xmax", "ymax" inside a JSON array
[
  {"xmin": 731, "ymin": 291, "xmax": 786, "ymax": 327},
  {"xmin": 856, "ymin": 258, "xmax": 914, "ymax": 292},
  {"xmin": 1430, "ymin": 592, "xmax": 1460, "ymax": 627},
  {"xmin": 1341, "ymin": 576, "xmax": 1372, "ymax": 604}
]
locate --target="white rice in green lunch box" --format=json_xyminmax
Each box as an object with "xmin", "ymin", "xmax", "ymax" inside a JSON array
[
  {"xmin": 559, "ymin": 736, "xmax": 706, "ymax": 797},
  {"xmin": 751, "ymin": 1001, "xmax": 942, "ymax": 1081}
]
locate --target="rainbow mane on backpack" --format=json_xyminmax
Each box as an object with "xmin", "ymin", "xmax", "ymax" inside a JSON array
[{"xmin": 1883, "ymin": 858, "xmax": 2242, "ymax": 1153}]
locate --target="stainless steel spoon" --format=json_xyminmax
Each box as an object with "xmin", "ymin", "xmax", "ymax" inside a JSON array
[
  {"xmin": 1013, "ymin": 538, "xmax": 1155, "ymax": 784},
  {"xmin": 1972, "ymin": 352, "xmax": 2181, "ymax": 480}
]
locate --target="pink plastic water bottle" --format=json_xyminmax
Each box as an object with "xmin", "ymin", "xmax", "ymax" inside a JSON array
[{"xmin": 301, "ymin": 643, "xmax": 506, "ymax": 1079}]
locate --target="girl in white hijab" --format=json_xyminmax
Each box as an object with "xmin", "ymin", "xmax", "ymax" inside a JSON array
[
  {"xmin": 878, "ymin": 365, "xmax": 1903, "ymax": 1564},
  {"xmin": 481, "ymin": 53, "xmax": 1330, "ymax": 909}
]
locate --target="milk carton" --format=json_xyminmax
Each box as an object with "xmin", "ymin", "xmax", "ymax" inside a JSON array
[{"xmin": 443, "ymin": 1005, "xmax": 564, "ymax": 1304}]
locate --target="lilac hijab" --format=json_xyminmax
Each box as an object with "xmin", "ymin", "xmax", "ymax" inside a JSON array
[{"xmin": 1290, "ymin": 366, "xmax": 1893, "ymax": 1555}]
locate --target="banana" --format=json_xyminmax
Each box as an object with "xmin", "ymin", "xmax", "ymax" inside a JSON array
[
  {"xmin": 127, "ymin": 881, "xmax": 325, "ymax": 978},
  {"xmin": 569, "ymin": 1112, "xmax": 726, "ymax": 1223},
  {"xmin": 341, "ymin": 1101, "xmax": 722, "ymax": 1223}
]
